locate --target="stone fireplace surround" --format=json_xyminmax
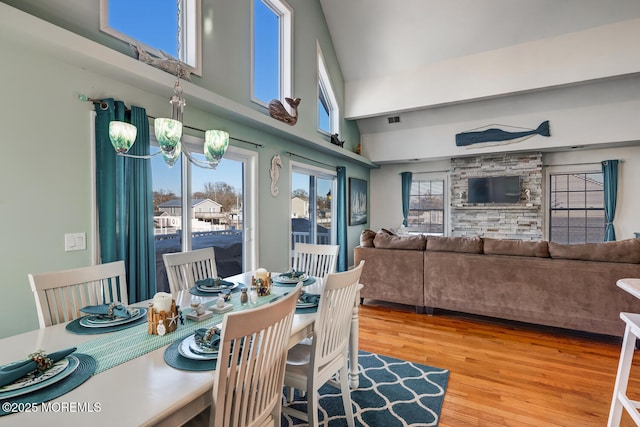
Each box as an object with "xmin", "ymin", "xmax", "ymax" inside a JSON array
[{"xmin": 450, "ymin": 152, "xmax": 543, "ymax": 240}]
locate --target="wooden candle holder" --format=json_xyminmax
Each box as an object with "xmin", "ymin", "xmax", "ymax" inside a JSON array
[
  {"xmin": 148, "ymin": 299, "xmax": 179, "ymax": 335},
  {"xmin": 251, "ymin": 273, "xmax": 272, "ymax": 296}
]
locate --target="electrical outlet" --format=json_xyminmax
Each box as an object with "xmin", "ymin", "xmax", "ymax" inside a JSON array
[{"xmin": 64, "ymin": 233, "xmax": 86, "ymax": 252}]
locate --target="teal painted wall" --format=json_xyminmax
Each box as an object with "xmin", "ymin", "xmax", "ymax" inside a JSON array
[{"xmin": 0, "ymin": 1, "xmax": 368, "ymax": 338}]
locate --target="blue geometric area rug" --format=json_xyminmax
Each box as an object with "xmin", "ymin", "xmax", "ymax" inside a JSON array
[{"xmin": 282, "ymin": 351, "xmax": 449, "ymax": 426}]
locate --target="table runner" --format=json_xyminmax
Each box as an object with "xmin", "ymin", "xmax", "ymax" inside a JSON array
[{"xmin": 74, "ymin": 288, "xmax": 289, "ymax": 375}]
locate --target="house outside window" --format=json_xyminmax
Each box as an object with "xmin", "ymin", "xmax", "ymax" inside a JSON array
[
  {"xmin": 408, "ymin": 179, "xmax": 445, "ymax": 235},
  {"xmin": 317, "ymin": 45, "xmax": 338, "ymax": 135},
  {"xmin": 549, "ymin": 172, "xmax": 604, "ymax": 243},
  {"xmin": 252, "ymin": 0, "xmax": 293, "ymax": 105},
  {"xmin": 99, "ymin": 0, "xmax": 202, "ymax": 75}
]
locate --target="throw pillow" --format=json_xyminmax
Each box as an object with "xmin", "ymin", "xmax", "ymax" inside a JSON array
[
  {"xmin": 359, "ymin": 229, "xmax": 376, "ymax": 247},
  {"xmin": 483, "ymin": 238, "xmax": 550, "ymax": 258},
  {"xmin": 548, "ymin": 238, "xmax": 640, "ymax": 264},
  {"xmin": 426, "ymin": 236, "xmax": 483, "ymax": 254}
]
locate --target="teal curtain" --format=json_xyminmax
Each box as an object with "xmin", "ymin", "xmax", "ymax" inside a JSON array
[
  {"xmin": 95, "ymin": 100, "xmax": 157, "ymax": 302},
  {"xmin": 336, "ymin": 166, "xmax": 348, "ymax": 272},
  {"xmin": 601, "ymin": 160, "xmax": 619, "ymax": 242},
  {"xmin": 401, "ymin": 172, "xmax": 412, "ymax": 227}
]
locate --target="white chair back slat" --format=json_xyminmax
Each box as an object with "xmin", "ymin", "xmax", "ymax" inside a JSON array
[
  {"xmin": 163, "ymin": 247, "xmax": 218, "ymax": 293},
  {"xmin": 28, "ymin": 261, "xmax": 128, "ymax": 328},
  {"xmin": 292, "ymin": 243, "xmax": 339, "ymax": 278},
  {"xmin": 210, "ymin": 284, "xmax": 300, "ymax": 427}
]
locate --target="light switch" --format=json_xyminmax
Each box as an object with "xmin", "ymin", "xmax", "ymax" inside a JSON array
[{"xmin": 64, "ymin": 233, "xmax": 86, "ymax": 252}]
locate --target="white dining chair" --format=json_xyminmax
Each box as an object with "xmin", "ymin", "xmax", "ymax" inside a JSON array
[
  {"xmin": 28, "ymin": 260, "xmax": 128, "ymax": 328},
  {"xmin": 291, "ymin": 242, "xmax": 339, "ymax": 278},
  {"xmin": 208, "ymin": 284, "xmax": 301, "ymax": 427},
  {"xmin": 282, "ymin": 261, "xmax": 364, "ymax": 427},
  {"xmin": 163, "ymin": 247, "xmax": 218, "ymax": 293}
]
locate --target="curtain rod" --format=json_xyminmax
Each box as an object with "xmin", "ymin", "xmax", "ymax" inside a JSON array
[
  {"xmin": 543, "ymin": 160, "xmax": 623, "ymax": 167},
  {"xmin": 410, "ymin": 169, "xmax": 451, "ymax": 174},
  {"xmin": 84, "ymin": 96, "xmax": 263, "ymax": 149},
  {"xmin": 286, "ymin": 152, "xmax": 337, "ymax": 169}
]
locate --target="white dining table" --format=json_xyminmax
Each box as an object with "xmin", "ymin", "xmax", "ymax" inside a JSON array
[{"xmin": 0, "ymin": 272, "xmax": 361, "ymax": 427}]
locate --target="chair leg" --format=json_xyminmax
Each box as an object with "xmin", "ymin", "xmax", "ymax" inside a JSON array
[
  {"xmin": 608, "ymin": 324, "xmax": 637, "ymax": 427},
  {"xmin": 340, "ymin": 360, "xmax": 355, "ymax": 427},
  {"xmin": 307, "ymin": 378, "xmax": 320, "ymax": 427}
]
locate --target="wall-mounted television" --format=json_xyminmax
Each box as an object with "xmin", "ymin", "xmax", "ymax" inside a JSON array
[{"xmin": 468, "ymin": 176, "xmax": 521, "ymax": 203}]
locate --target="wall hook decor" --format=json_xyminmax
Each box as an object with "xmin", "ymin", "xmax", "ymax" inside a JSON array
[
  {"xmin": 270, "ymin": 154, "xmax": 283, "ymax": 197},
  {"xmin": 268, "ymin": 97, "xmax": 301, "ymax": 126}
]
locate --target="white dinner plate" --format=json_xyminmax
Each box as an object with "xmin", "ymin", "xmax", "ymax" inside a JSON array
[
  {"xmin": 178, "ymin": 335, "xmax": 218, "ymax": 361},
  {"xmin": 79, "ymin": 307, "xmax": 147, "ymax": 328},
  {"xmin": 0, "ymin": 355, "xmax": 80, "ymax": 400},
  {"xmin": 272, "ymin": 274, "xmax": 309, "ymax": 284},
  {"xmin": 196, "ymin": 281, "xmax": 238, "ymax": 293}
]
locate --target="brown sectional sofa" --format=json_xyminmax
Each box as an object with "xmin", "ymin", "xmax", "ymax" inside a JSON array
[{"xmin": 354, "ymin": 230, "xmax": 640, "ymax": 337}]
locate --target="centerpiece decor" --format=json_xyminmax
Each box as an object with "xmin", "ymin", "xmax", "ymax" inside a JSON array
[
  {"xmin": 252, "ymin": 268, "xmax": 272, "ymax": 297},
  {"xmin": 148, "ymin": 292, "xmax": 179, "ymax": 336}
]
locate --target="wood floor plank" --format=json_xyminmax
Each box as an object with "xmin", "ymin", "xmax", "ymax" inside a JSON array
[{"xmin": 358, "ymin": 301, "xmax": 640, "ymax": 427}]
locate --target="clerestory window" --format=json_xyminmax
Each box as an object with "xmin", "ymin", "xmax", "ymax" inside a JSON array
[
  {"xmin": 317, "ymin": 44, "xmax": 339, "ymax": 135},
  {"xmin": 252, "ymin": 0, "xmax": 293, "ymax": 105},
  {"xmin": 100, "ymin": 0, "xmax": 202, "ymax": 75}
]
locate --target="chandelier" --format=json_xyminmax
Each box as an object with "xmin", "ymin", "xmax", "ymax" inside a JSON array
[{"xmin": 107, "ymin": 0, "xmax": 228, "ymax": 169}]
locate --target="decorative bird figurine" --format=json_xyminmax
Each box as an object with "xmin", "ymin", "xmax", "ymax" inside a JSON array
[{"xmin": 268, "ymin": 97, "xmax": 301, "ymax": 126}]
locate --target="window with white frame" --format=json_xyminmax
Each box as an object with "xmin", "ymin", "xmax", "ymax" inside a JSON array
[
  {"xmin": 549, "ymin": 172, "xmax": 604, "ymax": 244},
  {"xmin": 100, "ymin": 0, "xmax": 202, "ymax": 75},
  {"xmin": 290, "ymin": 164, "xmax": 336, "ymax": 252},
  {"xmin": 252, "ymin": 0, "xmax": 293, "ymax": 105},
  {"xmin": 150, "ymin": 134, "xmax": 256, "ymax": 292},
  {"xmin": 408, "ymin": 178, "xmax": 445, "ymax": 234},
  {"xmin": 317, "ymin": 45, "xmax": 339, "ymax": 134}
]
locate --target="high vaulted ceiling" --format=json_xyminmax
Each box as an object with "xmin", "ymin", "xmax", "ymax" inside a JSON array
[{"xmin": 319, "ymin": 0, "xmax": 640, "ymax": 121}]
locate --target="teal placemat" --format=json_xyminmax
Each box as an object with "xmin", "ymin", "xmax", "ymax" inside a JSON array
[
  {"xmin": 295, "ymin": 306, "xmax": 318, "ymax": 315},
  {"xmin": 0, "ymin": 354, "xmax": 96, "ymax": 417},
  {"xmin": 163, "ymin": 339, "xmax": 217, "ymax": 371},
  {"xmin": 273, "ymin": 277, "xmax": 316, "ymax": 287},
  {"xmin": 73, "ymin": 288, "xmax": 287, "ymax": 375},
  {"xmin": 65, "ymin": 308, "xmax": 148, "ymax": 335}
]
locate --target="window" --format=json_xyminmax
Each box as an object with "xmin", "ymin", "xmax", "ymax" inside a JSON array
[
  {"xmin": 252, "ymin": 0, "xmax": 293, "ymax": 105},
  {"xmin": 549, "ymin": 173, "xmax": 604, "ymax": 244},
  {"xmin": 290, "ymin": 164, "xmax": 336, "ymax": 251},
  {"xmin": 317, "ymin": 45, "xmax": 339, "ymax": 134},
  {"xmin": 408, "ymin": 179, "xmax": 445, "ymax": 234},
  {"xmin": 152, "ymin": 133, "xmax": 257, "ymax": 292},
  {"xmin": 100, "ymin": 0, "xmax": 202, "ymax": 74}
]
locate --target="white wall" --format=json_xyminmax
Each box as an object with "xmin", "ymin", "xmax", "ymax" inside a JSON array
[{"xmin": 370, "ymin": 146, "xmax": 640, "ymax": 240}]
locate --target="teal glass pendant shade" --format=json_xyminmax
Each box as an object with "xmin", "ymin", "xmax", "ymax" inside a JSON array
[
  {"xmin": 204, "ymin": 130, "xmax": 229, "ymax": 168},
  {"xmin": 109, "ymin": 121, "xmax": 137, "ymax": 153},
  {"xmin": 162, "ymin": 141, "xmax": 181, "ymax": 167},
  {"xmin": 154, "ymin": 118, "xmax": 183, "ymax": 155}
]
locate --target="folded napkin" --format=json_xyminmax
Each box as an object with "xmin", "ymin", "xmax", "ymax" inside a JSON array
[
  {"xmin": 0, "ymin": 347, "xmax": 76, "ymax": 388},
  {"xmin": 282, "ymin": 269, "xmax": 306, "ymax": 279},
  {"xmin": 80, "ymin": 302, "xmax": 130, "ymax": 319},
  {"xmin": 299, "ymin": 293, "xmax": 320, "ymax": 305},
  {"xmin": 196, "ymin": 278, "xmax": 230, "ymax": 288},
  {"xmin": 194, "ymin": 327, "xmax": 221, "ymax": 350}
]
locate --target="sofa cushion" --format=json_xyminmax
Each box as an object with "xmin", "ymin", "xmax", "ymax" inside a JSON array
[
  {"xmin": 483, "ymin": 238, "xmax": 550, "ymax": 258},
  {"xmin": 359, "ymin": 229, "xmax": 376, "ymax": 247},
  {"xmin": 373, "ymin": 232, "xmax": 426, "ymax": 251},
  {"xmin": 548, "ymin": 238, "xmax": 640, "ymax": 264},
  {"xmin": 426, "ymin": 236, "xmax": 483, "ymax": 254}
]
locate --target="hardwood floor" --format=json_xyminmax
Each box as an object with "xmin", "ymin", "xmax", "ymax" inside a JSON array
[{"xmin": 358, "ymin": 301, "xmax": 640, "ymax": 427}]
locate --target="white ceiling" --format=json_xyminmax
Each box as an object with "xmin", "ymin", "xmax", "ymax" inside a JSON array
[{"xmin": 319, "ymin": 0, "xmax": 640, "ymax": 119}]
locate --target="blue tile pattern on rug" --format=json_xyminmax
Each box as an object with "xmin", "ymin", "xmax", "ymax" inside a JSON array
[{"xmin": 282, "ymin": 351, "xmax": 449, "ymax": 426}]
